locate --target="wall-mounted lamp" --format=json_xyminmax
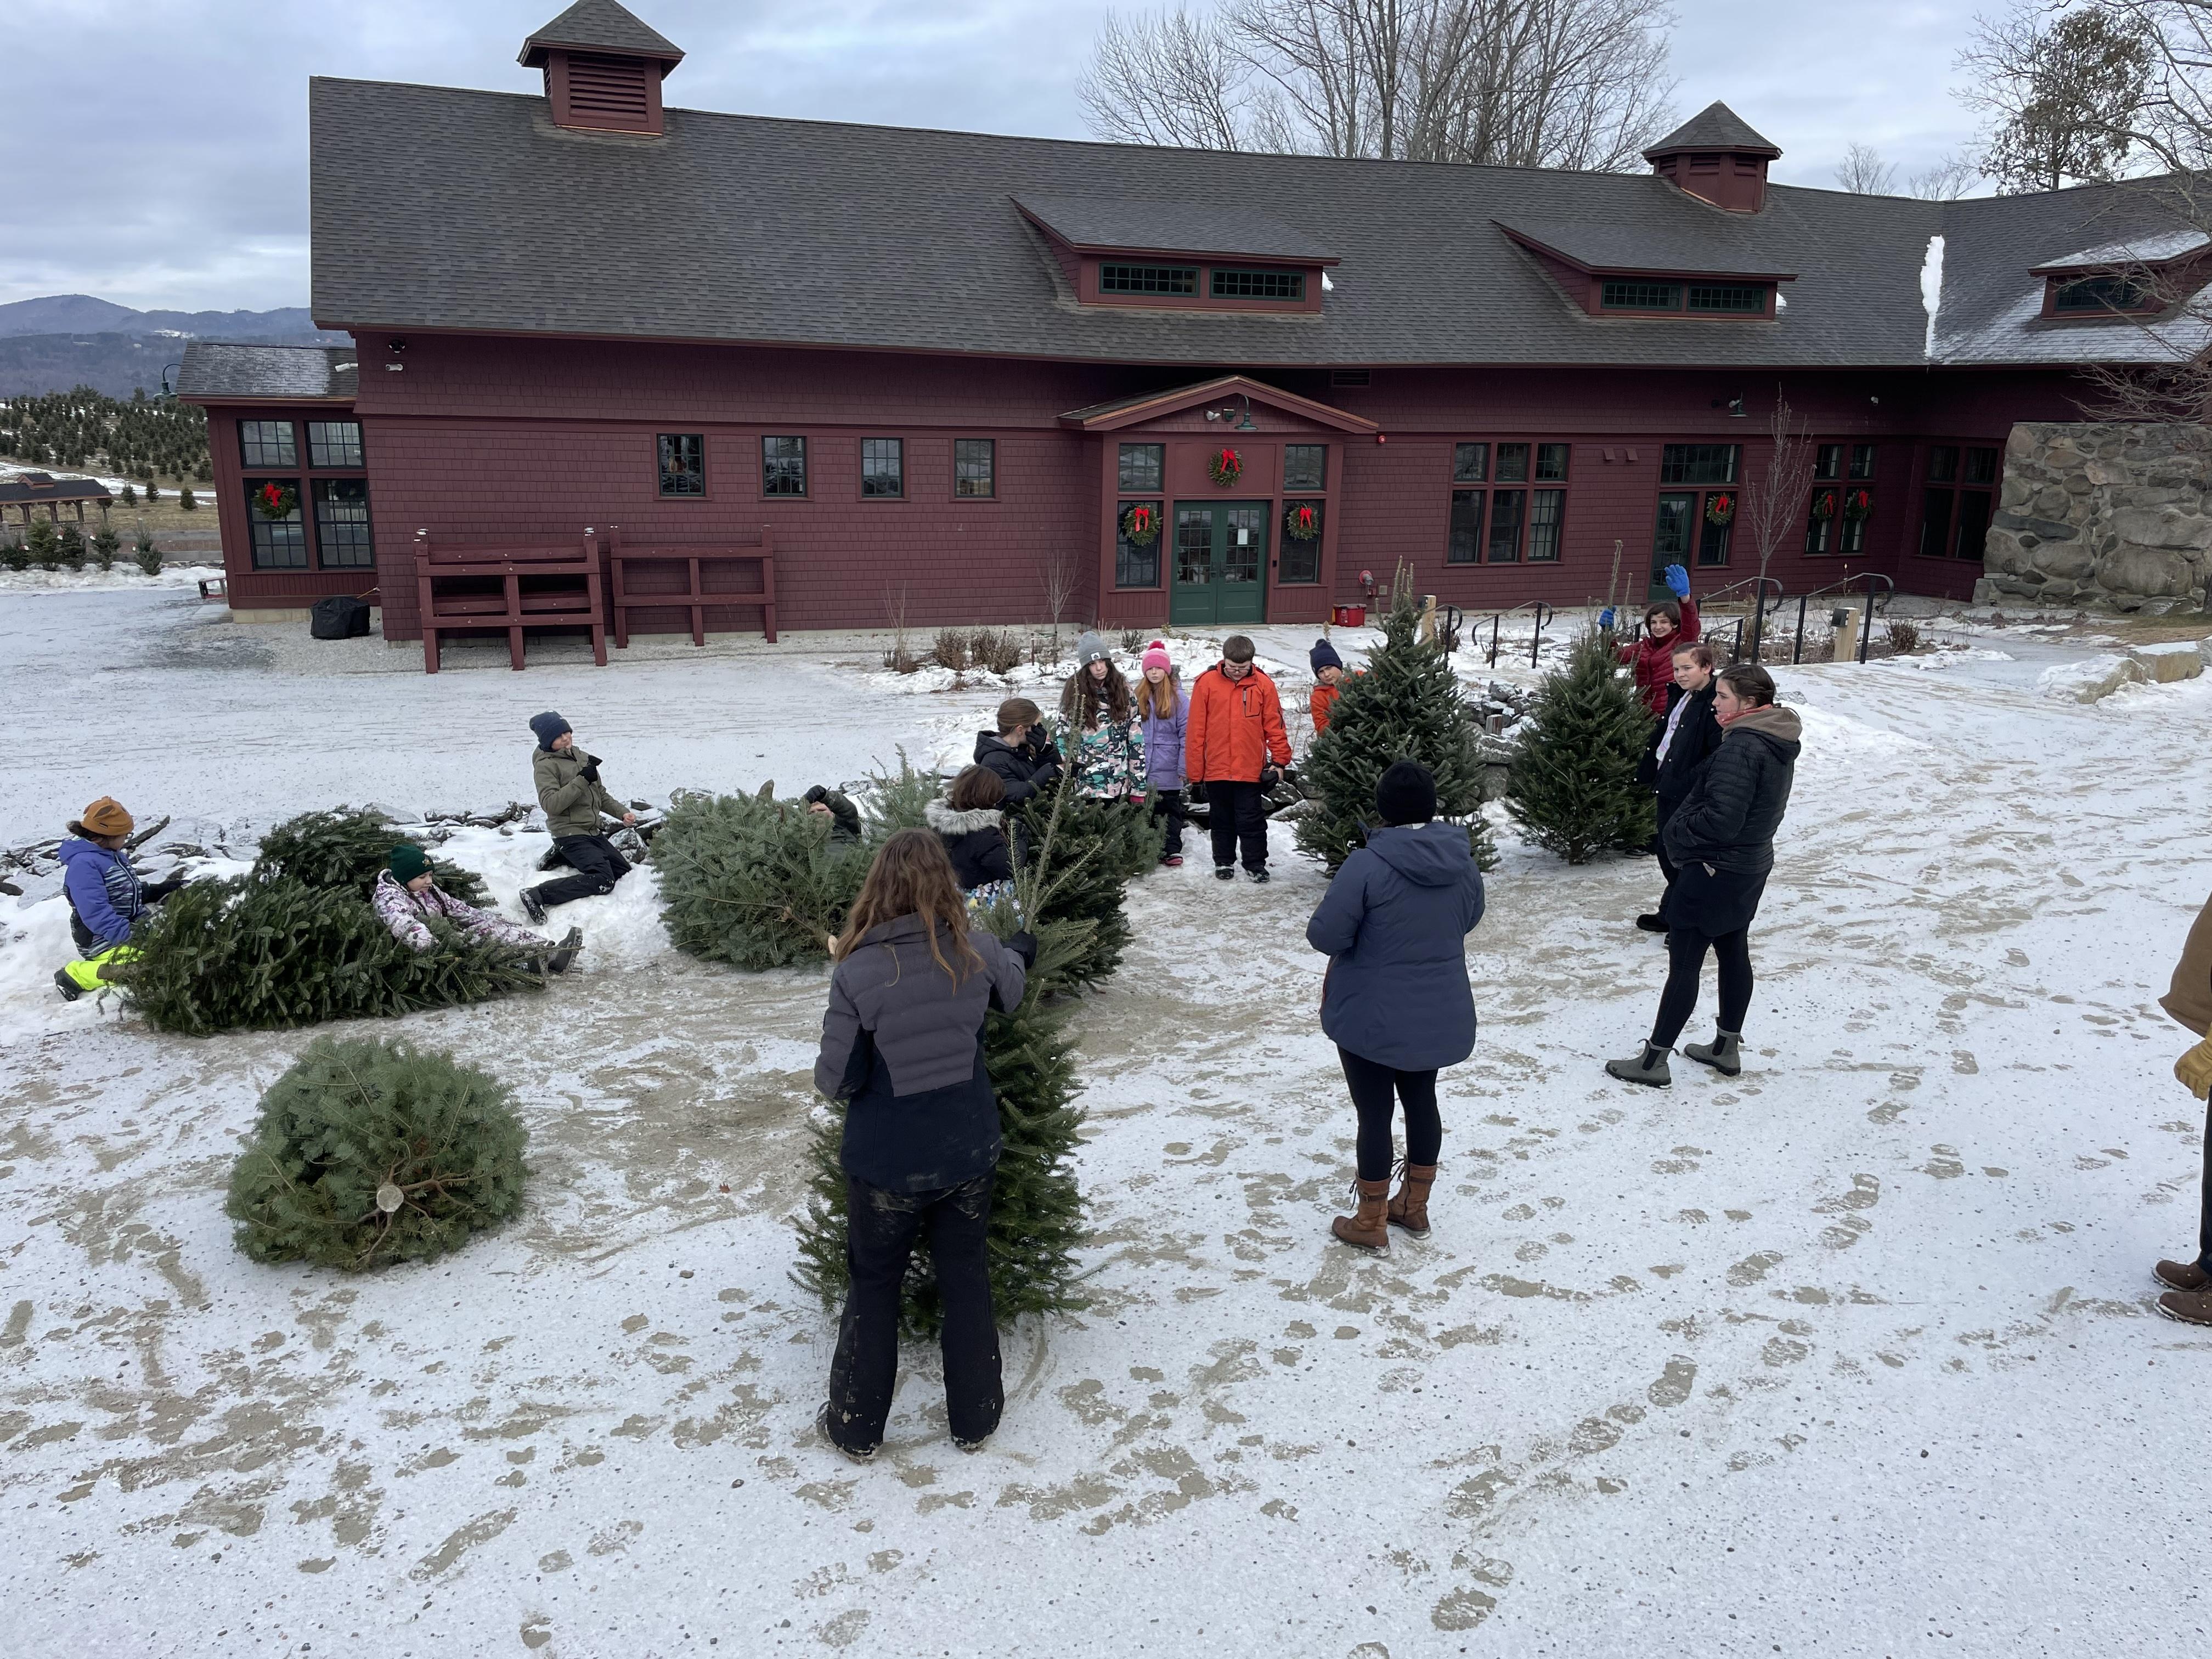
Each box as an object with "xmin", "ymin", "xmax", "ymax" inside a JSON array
[
  {"xmin": 1728, "ymin": 397, "xmax": 1746, "ymax": 418},
  {"xmin": 387, "ymin": 337, "xmax": 408, "ymax": 352}
]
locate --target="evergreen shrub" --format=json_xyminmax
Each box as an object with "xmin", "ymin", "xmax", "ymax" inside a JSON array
[
  {"xmin": 1504, "ymin": 628, "xmax": 1656, "ymax": 864},
  {"xmin": 58, "ymin": 524, "xmax": 86, "ymax": 571},
  {"xmin": 225, "ymin": 1035, "xmax": 527, "ymax": 1271},
  {"xmin": 26, "ymin": 518, "xmax": 59, "ymax": 570},
  {"xmin": 255, "ymin": 806, "xmax": 490, "ymax": 906},
  {"xmin": 1015, "ymin": 780, "xmax": 1154, "ymax": 988}
]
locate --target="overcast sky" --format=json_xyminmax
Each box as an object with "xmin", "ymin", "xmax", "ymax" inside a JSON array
[{"xmin": 1, "ymin": 0, "xmax": 1988, "ymax": 313}]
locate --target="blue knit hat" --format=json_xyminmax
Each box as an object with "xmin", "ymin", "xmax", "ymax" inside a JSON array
[
  {"xmin": 1311, "ymin": 637, "xmax": 1344, "ymax": 673},
  {"xmin": 529, "ymin": 710, "xmax": 571, "ymax": 749}
]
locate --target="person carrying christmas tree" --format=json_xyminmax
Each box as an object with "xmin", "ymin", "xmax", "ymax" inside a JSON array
[
  {"xmin": 1309, "ymin": 637, "xmax": 1351, "ymax": 733},
  {"xmin": 812, "ymin": 830, "xmax": 1036, "ymax": 1461},
  {"xmin": 1608, "ymin": 664, "xmax": 1799, "ymax": 1088},
  {"xmin": 1058, "ymin": 633, "xmax": 1145, "ymax": 803},
  {"xmin": 1599, "ymin": 563, "xmax": 1700, "ymax": 719},
  {"xmin": 2151, "ymin": 891, "xmax": 2212, "ymax": 1326},
  {"xmin": 374, "ymin": 843, "xmax": 581, "ymax": 972},
  {"xmin": 1306, "ymin": 761, "xmax": 1486, "ymax": 1254},
  {"xmin": 520, "ymin": 712, "xmax": 637, "ymax": 925},
  {"xmin": 1635, "ymin": 640, "xmax": 1725, "ymax": 933},
  {"xmin": 1186, "ymin": 635, "xmax": 1292, "ymax": 883},
  {"xmin": 925, "ymin": 765, "xmax": 1017, "ymax": 910},
  {"xmin": 803, "ymin": 785, "xmax": 864, "ymax": 845},
  {"xmin": 1137, "ymin": 641, "xmax": 1189, "ymax": 866},
  {"xmin": 973, "ymin": 698, "xmax": 1063, "ymax": 807},
  {"xmin": 53, "ymin": 795, "xmax": 185, "ymax": 1001}
]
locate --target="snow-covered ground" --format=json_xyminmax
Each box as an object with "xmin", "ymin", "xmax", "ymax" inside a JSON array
[{"xmin": 3, "ymin": 586, "xmax": 2210, "ymax": 1657}]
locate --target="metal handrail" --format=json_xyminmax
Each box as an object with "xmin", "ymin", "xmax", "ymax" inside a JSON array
[
  {"xmin": 1695, "ymin": 575, "xmax": 1785, "ymax": 662},
  {"xmin": 1792, "ymin": 572, "xmax": 1897, "ymax": 665},
  {"xmin": 1480, "ymin": 600, "xmax": 1553, "ymax": 668}
]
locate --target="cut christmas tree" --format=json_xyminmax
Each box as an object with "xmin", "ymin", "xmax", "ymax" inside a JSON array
[
  {"xmin": 255, "ymin": 806, "xmax": 490, "ymax": 906},
  {"xmin": 225, "ymin": 1035, "xmax": 528, "ymax": 1271},
  {"xmin": 1013, "ymin": 778, "xmax": 1155, "ymax": 989},
  {"xmin": 1504, "ymin": 627, "xmax": 1656, "ymax": 864},
  {"xmin": 1295, "ymin": 562, "xmax": 1497, "ymax": 874}
]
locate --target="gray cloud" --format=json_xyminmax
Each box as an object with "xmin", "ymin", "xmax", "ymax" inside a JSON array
[{"xmin": 1, "ymin": 0, "xmax": 1982, "ymax": 313}]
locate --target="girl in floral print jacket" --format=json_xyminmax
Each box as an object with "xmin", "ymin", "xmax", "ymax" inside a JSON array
[
  {"xmin": 373, "ymin": 844, "xmax": 580, "ymax": 971},
  {"xmin": 1058, "ymin": 633, "xmax": 1146, "ymax": 803}
]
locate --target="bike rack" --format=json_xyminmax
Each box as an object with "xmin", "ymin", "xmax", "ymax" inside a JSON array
[{"xmin": 1792, "ymin": 572, "xmax": 1897, "ymax": 665}]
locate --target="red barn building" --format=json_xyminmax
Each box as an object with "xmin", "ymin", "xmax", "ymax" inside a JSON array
[{"xmin": 178, "ymin": 0, "xmax": 2199, "ymax": 651}]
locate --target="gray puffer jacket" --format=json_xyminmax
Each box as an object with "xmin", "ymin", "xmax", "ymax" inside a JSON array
[{"xmin": 814, "ymin": 915, "xmax": 1028, "ymax": 1192}]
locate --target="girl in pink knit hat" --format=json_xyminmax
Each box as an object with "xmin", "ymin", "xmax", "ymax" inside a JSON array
[{"xmin": 1136, "ymin": 641, "xmax": 1189, "ymax": 867}]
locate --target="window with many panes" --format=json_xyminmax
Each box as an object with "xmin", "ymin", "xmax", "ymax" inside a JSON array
[
  {"xmin": 1279, "ymin": 501, "xmax": 1323, "ymax": 584},
  {"xmin": 1686, "ymin": 283, "xmax": 1767, "ymax": 313},
  {"xmin": 1918, "ymin": 444, "xmax": 1999, "ymax": 560},
  {"xmin": 1283, "ymin": 444, "xmax": 1326, "ymax": 492},
  {"xmin": 1210, "ymin": 268, "xmax": 1305, "ymax": 301},
  {"xmin": 1447, "ymin": 441, "xmax": 1567, "ymax": 563},
  {"xmin": 240, "ymin": 420, "xmax": 296, "ymax": 469},
  {"xmin": 954, "ymin": 439, "xmax": 995, "ymax": 498},
  {"xmin": 761, "ymin": 436, "xmax": 807, "ymax": 497},
  {"xmin": 1806, "ymin": 444, "xmax": 1877, "ymax": 555},
  {"xmin": 313, "ymin": 478, "xmax": 374, "ymax": 568},
  {"xmin": 1654, "ymin": 443, "xmax": 1740, "ymax": 569},
  {"xmin": 1116, "ymin": 499, "xmax": 1162, "ymax": 588},
  {"xmin": 861, "ymin": 438, "xmax": 904, "ymax": 498},
  {"xmin": 245, "ymin": 477, "xmax": 307, "ymax": 569},
  {"xmin": 306, "ymin": 421, "xmax": 364, "ymax": 469},
  {"xmin": 658, "ymin": 433, "xmax": 704, "ymax": 496},
  {"xmin": 2051, "ymin": 273, "xmax": 2152, "ymax": 313},
  {"xmin": 1602, "ymin": 280, "xmax": 1681, "ymax": 311},
  {"xmin": 1100, "ymin": 264, "xmax": 1197, "ymax": 295},
  {"xmin": 1118, "ymin": 443, "xmax": 1164, "ymax": 492}
]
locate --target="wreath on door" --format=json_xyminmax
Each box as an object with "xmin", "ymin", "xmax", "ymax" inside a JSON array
[
  {"xmin": 1704, "ymin": 491, "xmax": 1736, "ymax": 526},
  {"xmin": 1120, "ymin": 503, "xmax": 1160, "ymax": 547},
  {"xmin": 1208, "ymin": 447, "xmax": 1244, "ymax": 487},
  {"xmin": 1284, "ymin": 501, "xmax": 1321, "ymax": 541},
  {"xmin": 255, "ymin": 482, "xmax": 299, "ymax": 520},
  {"xmin": 1842, "ymin": 488, "xmax": 1874, "ymax": 521}
]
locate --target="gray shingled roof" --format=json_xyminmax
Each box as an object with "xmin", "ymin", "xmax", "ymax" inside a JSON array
[
  {"xmin": 1496, "ymin": 217, "xmax": 1798, "ymax": 278},
  {"xmin": 519, "ymin": 0, "xmax": 681, "ymax": 66},
  {"xmin": 1015, "ymin": 195, "xmax": 1338, "ymax": 262},
  {"xmin": 174, "ymin": 343, "xmax": 359, "ymax": 400},
  {"xmin": 1643, "ymin": 102, "xmax": 1781, "ymax": 159},
  {"xmin": 307, "ymin": 76, "xmax": 2196, "ymax": 371}
]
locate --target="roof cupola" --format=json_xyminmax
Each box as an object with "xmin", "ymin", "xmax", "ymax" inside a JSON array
[
  {"xmin": 520, "ymin": 0, "xmax": 684, "ymax": 137},
  {"xmin": 1643, "ymin": 102, "xmax": 1781, "ymax": 213}
]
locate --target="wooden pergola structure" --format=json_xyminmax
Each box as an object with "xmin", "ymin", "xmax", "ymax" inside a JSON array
[{"xmin": 1, "ymin": 471, "xmax": 114, "ymax": 527}]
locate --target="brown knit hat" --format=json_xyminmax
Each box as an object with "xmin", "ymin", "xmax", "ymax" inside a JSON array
[{"xmin": 77, "ymin": 797, "xmax": 134, "ymax": 838}]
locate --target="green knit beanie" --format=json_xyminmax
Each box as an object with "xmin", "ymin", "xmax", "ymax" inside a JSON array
[{"xmin": 388, "ymin": 843, "xmax": 433, "ymax": 883}]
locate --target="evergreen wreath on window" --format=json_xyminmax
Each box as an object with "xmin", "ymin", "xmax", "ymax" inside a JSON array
[
  {"xmin": 255, "ymin": 481, "xmax": 299, "ymax": 520},
  {"xmin": 1284, "ymin": 501, "xmax": 1321, "ymax": 541},
  {"xmin": 1810, "ymin": 489, "xmax": 1836, "ymax": 521},
  {"xmin": 1120, "ymin": 503, "xmax": 1160, "ymax": 547},
  {"xmin": 1842, "ymin": 487, "xmax": 1874, "ymax": 521},
  {"xmin": 1207, "ymin": 447, "xmax": 1243, "ymax": 487},
  {"xmin": 1704, "ymin": 490, "xmax": 1736, "ymax": 526}
]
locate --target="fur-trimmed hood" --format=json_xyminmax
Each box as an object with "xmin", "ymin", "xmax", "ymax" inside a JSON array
[{"xmin": 924, "ymin": 798, "xmax": 1005, "ymax": 836}]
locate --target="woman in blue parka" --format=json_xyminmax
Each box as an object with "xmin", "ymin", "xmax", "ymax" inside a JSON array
[{"xmin": 1305, "ymin": 760, "xmax": 1486, "ymax": 1254}]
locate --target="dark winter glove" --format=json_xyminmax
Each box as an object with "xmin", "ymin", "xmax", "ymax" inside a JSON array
[
  {"xmin": 1260, "ymin": 765, "xmax": 1282, "ymax": 791},
  {"xmin": 1663, "ymin": 563, "xmax": 1691, "ymax": 599},
  {"xmin": 580, "ymin": 761, "xmax": 601, "ymax": 784},
  {"xmin": 1007, "ymin": 929, "xmax": 1039, "ymax": 967}
]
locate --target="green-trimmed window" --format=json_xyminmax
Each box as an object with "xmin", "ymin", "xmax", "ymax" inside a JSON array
[
  {"xmin": 1118, "ymin": 443, "xmax": 1164, "ymax": 492},
  {"xmin": 1279, "ymin": 503, "xmax": 1322, "ymax": 584},
  {"xmin": 1101, "ymin": 264, "xmax": 1197, "ymax": 296},
  {"xmin": 239, "ymin": 420, "xmax": 295, "ymax": 469},
  {"xmin": 861, "ymin": 438, "xmax": 904, "ymax": 498},
  {"xmin": 1211, "ymin": 268, "xmax": 1305, "ymax": 301},
  {"xmin": 1116, "ymin": 501, "xmax": 1162, "ymax": 589},
  {"xmin": 1660, "ymin": 444, "xmax": 1738, "ymax": 486},
  {"xmin": 762, "ymin": 436, "xmax": 807, "ymax": 497},
  {"xmin": 245, "ymin": 477, "xmax": 306, "ymax": 569},
  {"xmin": 313, "ymin": 477, "xmax": 373, "ymax": 568},
  {"xmin": 657, "ymin": 433, "xmax": 704, "ymax": 496},
  {"xmin": 1601, "ymin": 280, "xmax": 1681, "ymax": 311},
  {"xmin": 1687, "ymin": 283, "xmax": 1767, "ymax": 314},
  {"xmin": 307, "ymin": 420, "xmax": 364, "ymax": 469},
  {"xmin": 954, "ymin": 438, "xmax": 995, "ymax": 498},
  {"xmin": 1283, "ymin": 444, "xmax": 1326, "ymax": 492}
]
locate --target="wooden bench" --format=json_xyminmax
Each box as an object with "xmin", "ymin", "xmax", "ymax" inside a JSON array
[
  {"xmin": 412, "ymin": 530, "xmax": 607, "ymax": 673},
  {"xmin": 606, "ymin": 524, "xmax": 777, "ymax": 648}
]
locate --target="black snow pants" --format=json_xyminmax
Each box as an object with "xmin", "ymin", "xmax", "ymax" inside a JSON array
[
  {"xmin": 539, "ymin": 833, "xmax": 630, "ymax": 907},
  {"xmin": 1206, "ymin": 781, "xmax": 1268, "ymax": 872}
]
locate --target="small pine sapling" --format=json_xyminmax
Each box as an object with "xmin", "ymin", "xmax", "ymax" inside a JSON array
[
  {"xmin": 26, "ymin": 517, "xmax": 60, "ymax": 570},
  {"xmin": 91, "ymin": 527, "xmax": 119, "ymax": 571},
  {"xmin": 58, "ymin": 524, "xmax": 86, "ymax": 571},
  {"xmin": 120, "ymin": 484, "xmax": 138, "ymax": 506},
  {"xmin": 133, "ymin": 527, "xmax": 161, "ymax": 575},
  {"xmin": 179, "ymin": 486, "xmax": 198, "ymax": 511},
  {"xmin": 1, "ymin": 532, "xmax": 27, "ymax": 573},
  {"xmin": 1504, "ymin": 627, "xmax": 1656, "ymax": 864}
]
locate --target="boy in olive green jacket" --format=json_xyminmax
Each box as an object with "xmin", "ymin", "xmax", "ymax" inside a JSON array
[{"xmin": 523, "ymin": 710, "xmax": 636, "ymax": 922}]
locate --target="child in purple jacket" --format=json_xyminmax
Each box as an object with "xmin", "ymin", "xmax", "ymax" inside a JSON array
[{"xmin": 1137, "ymin": 642, "xmax": 1190, "ymax": 867}]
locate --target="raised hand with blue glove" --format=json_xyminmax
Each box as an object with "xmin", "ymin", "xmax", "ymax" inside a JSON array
[
  {"xmin": 1663, "ymin": 563, "xmax": 1691, "ymax": 600},
  {"xmin": 1598, "ymin": 607, "xmax": 1616, "ymax": 630}
]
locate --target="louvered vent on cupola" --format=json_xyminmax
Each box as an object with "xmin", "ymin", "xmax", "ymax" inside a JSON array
[{"xmin": 519, "ymin": 0, "xmax": 685, "ymax": 137}]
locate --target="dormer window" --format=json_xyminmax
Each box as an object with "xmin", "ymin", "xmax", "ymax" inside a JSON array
[
  {"xmin": 1101, "ymin": 264, "xmax": 1198, "ymax": 296},
  {"xmin": 2049, "ymin": 272, "xmax": 2158, "ymax": 315},
  {"xmin": 2031, "ymin": 231, "xmax": 2209, "ymax": 321},
  {"xmin": 1212, "ymin": 268, "xmax": 1306, "ymax": 301},
  {"xmin": 1015, "ymin": 195, "xmax": 1334, "ymax": 313},
  {"xmin": 1508, "ymin": 222, "xmax": 1788, "ymax": 320}
]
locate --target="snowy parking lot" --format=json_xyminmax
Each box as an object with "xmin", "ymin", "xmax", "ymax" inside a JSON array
[{"xmin": 3, "ymin": 584, "xmax": 2210, "ymax": 1657}]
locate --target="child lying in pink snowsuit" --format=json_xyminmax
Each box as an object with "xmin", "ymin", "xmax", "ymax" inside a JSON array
[{"xmin": 373, "ymin": 844, "xmax": 580, "ymax": 970}]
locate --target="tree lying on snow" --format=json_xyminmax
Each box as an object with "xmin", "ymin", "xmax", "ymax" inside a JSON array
[
  {"xmin": 255, "ymin": 806, "xmax": 490, "ymax": 905},
  {"xmin": 1505, "ymin": 626, "xmax": 1655, "ymax": 864},
  {"xmin": 1296, "ymin": 562, "xmax": 1497, "ymax": 875},
  {"xmin": 225, "ymin": 1035, "xmax": 528, "ymax": 1271},
  {"xmin": 120, "ymin": 874, "xmax": 545, "ymax": 1035}
]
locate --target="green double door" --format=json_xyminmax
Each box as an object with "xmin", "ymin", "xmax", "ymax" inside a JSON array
[{"xmin": 1170, "ymin": 501, "xmax": 1269, "ymax": 627}]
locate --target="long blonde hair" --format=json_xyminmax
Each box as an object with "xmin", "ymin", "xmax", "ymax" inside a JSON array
[
  {"xmin": 1136, "ymin": 669, "xmax": 1179, "ymax": 721},
  {"xmin": 832, "ymin": 828, "xmax": 983, "ymax": 980}
]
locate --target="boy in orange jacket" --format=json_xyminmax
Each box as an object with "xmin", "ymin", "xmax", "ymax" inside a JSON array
[
  {"xmin": 1184, "ymin": 635, "xmax": 1292, "ymax": 882},
  {"xmin": 1309, "ymin": 637, "xmax": 1348, "ymax": 733}
]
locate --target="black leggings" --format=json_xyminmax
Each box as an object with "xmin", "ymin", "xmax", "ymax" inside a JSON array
[
  {"xmin": 1339, "ymin": 1048, "xmax": 1441, "ymax": 1182},
  {"xmin": 1651, "ymin": 926, "xmax": 1753, "ymax": 1048}
]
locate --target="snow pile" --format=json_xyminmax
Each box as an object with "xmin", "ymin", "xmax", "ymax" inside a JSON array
[
  {"xmin": 429, "ymin": 822, "xmax": 672, "ymax": 971},
  {"xmin": 2035, "ymin": 652, "xmax": 2147, "ymax": 702},
  {"xmin": 1920, "ymin": 233, "xmax": 1946, "ymax": 359},
  {"xmin": 0, "ymin": 563, "xmax": 223, "ymax": 594}
]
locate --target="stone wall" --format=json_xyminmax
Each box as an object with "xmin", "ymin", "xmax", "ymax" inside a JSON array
[{"xmin": 1981, "ymin": 422, "xmax": 2212, "ymax": 613}]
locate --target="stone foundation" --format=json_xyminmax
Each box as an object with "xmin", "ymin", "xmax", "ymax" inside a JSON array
[{"xmin": 1982, "ymin": 422, "xmax": 2212, "ymax": 613}]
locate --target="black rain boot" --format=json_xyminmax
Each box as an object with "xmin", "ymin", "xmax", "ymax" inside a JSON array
[
  {"xmin": 1683, "ymin": 1029, "xmax": 1742, "ymax": 1076},
  {"xmin": 546, "ymin": 927, "xmax": 583, "ymax": 975},
  {"xmin": 1635, "ymin": 912, "xmax": 1668, "ymax": 933},
  {"xmin": 1605, "ymin": 1042, "xmax": 1673, "ymax": 1088}
]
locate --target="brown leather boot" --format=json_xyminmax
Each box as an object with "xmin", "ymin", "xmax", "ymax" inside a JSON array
[
  {"xmin": 1387, "ymin": 1162, "xmax": 1438, "ymax": 1239},
  {"xmin": 1331, "ymin": 1178, "xmax": 1391, "ymax": 1254}
]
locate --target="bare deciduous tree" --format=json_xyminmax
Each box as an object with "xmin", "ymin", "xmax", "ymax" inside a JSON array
[
  {"xmin": 1906, "ymin": 151, "xmax": 1983, "ymax": 199},
  {"xmin": 1078, "ymin": 0, "xmax": 1678, "ymax": 170},
  {"xmin": 1834, "ymin": 142, "xmax": 1899, "ymax": 194},
  {"xmin": 1957, "ymin": 4, "xmax": 2157, "ymax": 191},
  {"xmin": 1040, "ymin": 545, "xmax": 1082, "ymax": 663},
  {"xmin": 1740, "ymin": 391, "xmax": 1816, "ymax": 662}
]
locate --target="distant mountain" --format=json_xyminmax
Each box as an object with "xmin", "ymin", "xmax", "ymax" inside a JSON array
[
  {"xmin": 0, "ymin": 294, "xmax": 347, "ymax": 343},
  {"xmin": 0, "ymin": 330, "xmax": 343, "ymax": 399}
]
